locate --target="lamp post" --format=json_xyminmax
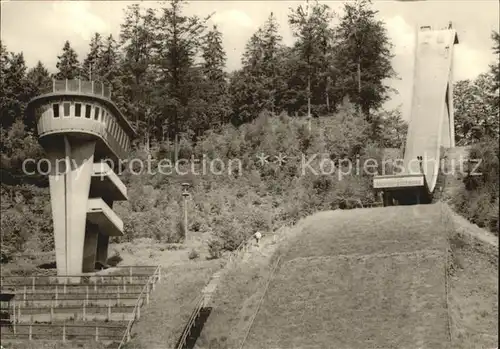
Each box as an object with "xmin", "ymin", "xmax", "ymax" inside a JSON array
[{"xmin": 181, "ymin": 183, "xmax": 190, "ymax": 240}]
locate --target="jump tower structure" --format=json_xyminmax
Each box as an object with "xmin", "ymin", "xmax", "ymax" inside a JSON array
[
  {"xmin": 373, "ymin": 23, "xmax": 459, "ymax": 206},
  {"xmin": 26, "ymin": 79, "xmax": 136, "ymax": 281}
]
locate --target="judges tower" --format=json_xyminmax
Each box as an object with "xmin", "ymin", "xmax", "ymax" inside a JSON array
[{"xmin": 26, "ymin": 79, "xmax": 137, "ymax": 279}]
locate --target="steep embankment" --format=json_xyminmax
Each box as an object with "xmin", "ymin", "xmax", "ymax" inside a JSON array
[
  {"xmin": 445, "ymin": 205, "xmax": 498, "ymax": 349},
  {"xmin": 198, "ymin": 204, "xmax": 498, "ymax": 349}
]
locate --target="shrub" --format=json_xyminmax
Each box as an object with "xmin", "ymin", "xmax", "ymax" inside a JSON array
[
  {"xmin": 107, "ymin": 252, "xmax": 123, "ymax": 267},
  {"xmin": 188, "ymin": 248, "xmax": 199, "ymax": 260},
  {"xmin": 452, "ymin": 138, "xmax": 499, "ymax": 235}
]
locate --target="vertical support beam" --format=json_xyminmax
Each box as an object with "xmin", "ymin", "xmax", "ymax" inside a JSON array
[
  {"xmin": 96, "ymin": 233, "xmax": 109, "ymax": 266},
  {"xmin": 12, "ymin": 299, "xmax": 16, "ymax": 326},
  {"xmin": 82, "ymin": 223, "xmax": 99, "ymax": 273},
  {"xmin": 107, "ymin": 299, "xmax": 111, "ymax": 320}
]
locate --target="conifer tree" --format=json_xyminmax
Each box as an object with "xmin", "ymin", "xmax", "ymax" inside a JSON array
[
  {"xmin": 54, "ymin": 41, "xmax": 80, "ymax": 80},
  {"xmin": 201, "ymin": 25, "xmax": 231, "ymax": 129},
  {"xmin": 155, "ymin": 0, "xmax": 210, "ymax": 147},
  {"xmin": 119, "ymin": 4, "xmax": 159, "ymax": 148},
  {"xmin": 82, "ymin": 33, "xmax": 103, "ymax": 81},
  {"xmin": 1, "ymin": 48, "xmax": 29, "ymax": 129},
  {"xmin": 334, "ymin": 0, "xmax": 395, "ymax": 121}
]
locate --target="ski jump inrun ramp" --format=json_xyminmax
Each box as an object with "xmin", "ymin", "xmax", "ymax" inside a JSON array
[{"xmin": 373, "ymin": 23, "xmax": 460, "ymax": 205}]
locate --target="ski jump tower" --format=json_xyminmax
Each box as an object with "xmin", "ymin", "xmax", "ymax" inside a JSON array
[
  {"xmin": 26, "ymin": 79, "xmax": 136, "ymax": 280},
  {"xmin": 373, "ymin": 23, "xmax": 459, "ymax": 205}
]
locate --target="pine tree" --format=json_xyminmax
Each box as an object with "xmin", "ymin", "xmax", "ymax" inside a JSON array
[
  {"xmin": 1, "ymin": 48, "xmax": 29, "ymax": 129},
  {"xmin": 155, "ymin": 0, "xmax": 210, "ymax": 148},
  {"xmin": 54, "ymin": 41, "xmax": 80, "ymax": 80},
  {"xmin": 201, "ymin": 25, "xmax": 231, "ymax": 129},
  {"xmin": 119, "ymin": 4, "xmax": 159, "ymax": 148},
  {"xmin": 82, "ymin": 33, "xmax": 103, "ymax": 81},
  {"xmin": 25, "ymin": 61, "xmax": 51, "ymax": 131},
  {"xmin": 334, "ymin": 0, "xmax": 395, "ymax": 121},
  {"xmin": 230, "ymin": 17, "xmax": 289, "ymax": 124},
  {"xmin": 98, "ymin": 35, "xmax": 126, "ymax": 110},
  {"xmin": 490, "ymin": 31, "xmax": 499, "ymax": 105},
  {"xmin": 230, "ymin": 29, "xmax": 266, "ymax": 124},
  {"xmin": 288, "ymin": 0, "xmax": 336, "ymax": 117},
  {"xmin": 261, "ymin": 12, "xmax": 286, "ymax": 113},
  {"xmin": 241, "ymin": 29, "xmax": 265, "ymax": 70}
]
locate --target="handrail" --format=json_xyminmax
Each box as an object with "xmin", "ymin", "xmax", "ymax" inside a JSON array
[
  {"xmin": 9, "ymin": 304, "xmax": 136, "ymax": 311},
  {"xmin": 1, "ymin": 273, "xmax": 154, "ymax": 279},
  {"xmin": 0, "ymin": 277, "xmax": 149, "ymax": 293},
  {"xmin": 237, "ymin": 256, "xmax": 282, "ymax": 349},
  {"xmin": 175, "ymin": 294, "xmax": 206, "ymax": 349},
  {"xmin": 117, "ymin": 265, "xmax": 161, "ymax": 349},
  {"xmin": 175, "ymin": 236, "xmax": 255, "ymax": 349},
  {"xmin": 41, "ymin": 79, "xmax": 112, "ymax": 99},
  {"xmin": 5, "ymin": 323, "xmax": 125, "ymax": 329},
  {"xmin": 1, "ymin": 271, "xmax": 155, "ymax": 290}
]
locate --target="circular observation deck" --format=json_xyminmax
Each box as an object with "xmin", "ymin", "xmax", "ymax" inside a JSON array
[{"xmin": 26, "ymin": 79, "xmax": 137, "ymax": 163}]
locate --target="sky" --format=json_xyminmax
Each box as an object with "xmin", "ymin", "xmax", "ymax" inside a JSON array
[{"xmin": 1, "ymin": 0, "xmax": 499, "ymax": 120}]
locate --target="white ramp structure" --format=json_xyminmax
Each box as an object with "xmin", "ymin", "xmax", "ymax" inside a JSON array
[{"xmin": 373, "ymin": 24, "xmax": 459, "ymax": 205}]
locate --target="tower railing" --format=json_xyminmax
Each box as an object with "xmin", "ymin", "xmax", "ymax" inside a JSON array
[{"xmin": 41, "ymin": 79, "xmax": 112, "ymax": 99}]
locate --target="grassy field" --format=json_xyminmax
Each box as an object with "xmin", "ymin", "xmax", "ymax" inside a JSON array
[{"xmin": 197, "ymin": 204, "xmax": 498, "ymax": 349}]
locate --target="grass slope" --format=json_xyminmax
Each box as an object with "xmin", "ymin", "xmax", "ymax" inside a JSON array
[
  {"xmin": 194, "ymin": 237, "xmax": 281, "ymax": 349},
  {"xmin": 123, "ymin": 260, "xmax": 222, "ymax": 349},
  {"xmin": 447, "ymin": 208, "xmax": 498, "ymax": 349},
  {"xmin": 242, "ymin": 205, "xmax": 451, "ymax": 349}
]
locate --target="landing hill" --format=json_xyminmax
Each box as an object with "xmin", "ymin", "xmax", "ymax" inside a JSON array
[{"xmin": 197, "ymin": 203, "xmax": 498, "ymax": 349}]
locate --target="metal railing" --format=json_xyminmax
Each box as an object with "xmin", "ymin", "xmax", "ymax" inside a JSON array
[
  {"xmin": 117, "ymin": 265, "xmax": 161, "ymax": 349},
  {"xmin": 175, "ymin": 236, "xmax": 255, "ymax": 349},
  {"xmin": 1, "ymin": 266, "xmax": 161, "ymax": 346},
  {"xmin": 1, "ymin": 266, "xmax": 158, "ymax": 287},
  {"xmin": 40, "ymin": 79, "xmax": 112, "ymax": 99},
  {"xmin": 1, "ymin": 323, "xmax": 125, "ymax": 342},
  {"xmin": 237, "ymin": 255, "xmax": 282, "ymax": 349},
  {"xmin": 175, "ymin": 294, "xmax": 206, "ymax": 349}
]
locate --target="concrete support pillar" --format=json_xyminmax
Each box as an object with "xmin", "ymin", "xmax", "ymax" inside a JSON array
[
  {"xmin": 46, "ymin": 136, "xmax": 96, "ymax": 281},
  {"xmin": 96, "ymin": 197, "xmax": 113, "ymax": 265},
  {"xmin": 96, "ymin": 233, "xmax": 109, "ymax": 265},
  {"xmin": 83, "ymin": 223, "xmax": 99, "ymax": 273}
]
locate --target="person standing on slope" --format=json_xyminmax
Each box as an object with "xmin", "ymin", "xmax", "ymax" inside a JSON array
[{"xmin": 254, "ymin": 231, "xmax": 262, "ymax": 245}]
